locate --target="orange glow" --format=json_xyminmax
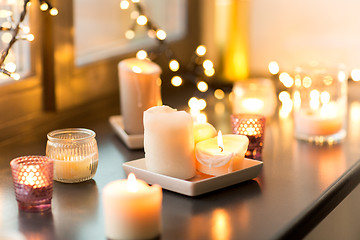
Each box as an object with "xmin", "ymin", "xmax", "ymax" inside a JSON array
[
  {"xmin": 268, "ymin": 61, "xmax": 280, "ymax": 75},
  {"xmin": 19, "ymin": 165, "xmax": 47, "ymax": 188},
  {"xmin": 212, "ymin": 209, "xmax": 231, "ymax": 240},
  {"xmin": 241, "ymin": 98, "xmax": 264, "ymax": 112},
  {"xmin": 222, "ymin": 0, "xmax": 250, "ymax": 81},
  {"xmin": 214, "ymin": 89, "xmax": 225, "ymax": 100}
]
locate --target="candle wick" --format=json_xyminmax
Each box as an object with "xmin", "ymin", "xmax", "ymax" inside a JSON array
[{"xmin": 219, "ymin": 146, "xmax": 224, "ymax": 152}]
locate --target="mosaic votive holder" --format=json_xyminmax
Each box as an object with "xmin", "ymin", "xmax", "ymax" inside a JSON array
[
  {"xmin": 10, "ymin": 156, "xmax": 54, "ymax": 212},
  {"xmin": 231, "ymin": 114, "xmax": 266, "ymax": 160},
  {"xmin": 46, "ymin": 128, "xmax": 99, "ymax": 183}
]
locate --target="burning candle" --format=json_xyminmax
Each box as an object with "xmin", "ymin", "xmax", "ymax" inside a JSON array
[
  {"xmin": 143, "ymin": 105, "xmax": 196, "ymax": 179},
  {"xmin": 294, "ymin": 102, "xmax": 344, "ymax": 136},
  {"xmin": 102, "ymin": 173, "xmax": 162, "ymax": 240},
  {"xmin": 292, "ymin": 63, "xmax": 348, "ymax": 143},
  {"xmin": 119, "ymin": 58, "xmax": 162, "ymax": 135},
  {"xmin": 231, "ymin": 114, "xmax": 266, "ymax": 160},
  {"xmin": 195, "ymin": 131, "xmax": 249, "ymax": 176},
  {"xmin": 46, "ymin": 128, "xmax": 98, "ymax": 183},
  {"xmin": 231, "ymin": 78, "xmax": 277, "ymax": 118},
  {"xmin": 10, "ymin": 156, "xmax": 54, "ymax": 212}
]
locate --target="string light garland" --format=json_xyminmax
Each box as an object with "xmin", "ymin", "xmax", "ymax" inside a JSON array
[
  {"xmin": 0, "ymin": 0, "xmax": 58, "ymax": 80},
  {"xmin": 120, "ymin": 0, "xmax": 224, "ymax": 115}
]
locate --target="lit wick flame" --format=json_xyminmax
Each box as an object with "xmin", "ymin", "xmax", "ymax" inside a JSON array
[
  {"xmin": 127, "ymin": 173, "xmax": 138, "ymax": 192},
  {"xmin": 217, "ymin": 130, "xmax": 224, "ymax": 152}
]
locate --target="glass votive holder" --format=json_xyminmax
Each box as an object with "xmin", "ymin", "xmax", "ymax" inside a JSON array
[
  {"xmin": 293, "ymin": 64, "xmax": 348, "ymax": 144},
  {"xmin": 231, "ymin": 114, "xmax": 266, "ymax": 160},
  {"xmin": 46, "ymin": 128, "xmax": 99, "ymax": 183},
  {"xmin": 231, "ymin": 78, "xmax": 277, "ymax": 118},
  {"xmin": 10, "ymin": 156, "xmax": 54, "ymax": 212}
]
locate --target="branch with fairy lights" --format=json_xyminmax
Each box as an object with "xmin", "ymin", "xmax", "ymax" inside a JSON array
[
  {"xmin": 120, "ymin": 0, "xmax": 226, "ymax": 120},
  {"xmin": 0, "ymin": 0, "xmax": 58, "ymax": 80}
]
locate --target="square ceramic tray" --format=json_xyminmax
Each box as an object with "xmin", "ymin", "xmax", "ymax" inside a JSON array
[
  {"xmin": 123, "ymin": 158, "xmax": 263, "ymax": 196},
  {"xmin": 109, "ymin": 115, "xmax": 144, "ymax": 149}
]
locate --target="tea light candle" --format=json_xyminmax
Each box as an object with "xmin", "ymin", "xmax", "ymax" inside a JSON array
[
  {"xmin": 195, "ymin": 131, "xmax": 249, "ymax": 176},
  {"xmin": 10, "ymin": 156, "xmax": 54, "ymax": 212},
  {"xmin": 119, "ymin": 58, "xmax": 162, "ymax": 135},
  {"xmin": 231, "ymin": 114, "xmax": 266, "ymax": 160},
  {"xmin": 144, "ymin": 105, "xmax": 196, "ymax": 179},
  {"xmin": 102, "ymin": 173, "xmax": 162, "ymax": 240}
]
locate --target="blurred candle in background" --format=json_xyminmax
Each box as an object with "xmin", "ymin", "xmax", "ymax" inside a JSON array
[
  {"xmin": 231, "ymin": 78, "xmax": 277, "ymax": 118},
  {"xmin": 118, "ymin": 58, "xmax": 162, "ymax": 135},
  {"xmin": 293, "ymin": 63, "xmax": 348, "ymax": 144}
]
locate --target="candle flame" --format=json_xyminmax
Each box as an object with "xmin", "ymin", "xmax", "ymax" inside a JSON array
[
  {"xmin": 20, "ymin": 165, "xmax": 46, "ymax": 188},
  {"xmin": 127, "ymin": 173, "xmax": 138, "ymax": 192},
  {"xmin": 25, "ymin": 166, "xmax": 36, "ymax": 186},
  {"xmin": 217, "ymin": 130, "xmax": 224, "ymax": 152}
]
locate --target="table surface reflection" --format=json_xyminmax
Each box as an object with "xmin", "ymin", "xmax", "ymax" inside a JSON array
[{"xmin": 0, "ymin": 84, "xmax": 359, "ymax": 240}]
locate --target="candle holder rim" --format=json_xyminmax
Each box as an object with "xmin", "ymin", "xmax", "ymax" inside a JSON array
[
  {"xmin": 231, "ymin": 113, "xmax": 266, "ymax": 119},
  {"xmin": 10, "ymin": 155, "xmax": 53, "ymax": 168},
  {"xmin": 119, "ymin": 57, "xmax": 162, "ymax": 75},
  {"xmin": 47, "ymin": 128, "xmax": 96, "ymax": 142}
]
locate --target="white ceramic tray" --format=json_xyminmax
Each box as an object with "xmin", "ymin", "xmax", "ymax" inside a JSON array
[
  {"xmin": 123, "ymin": 158, "xmax": 263, "ymax": 196},
  {"xmin": 109, "ymin": 115, "xmax": 144, "ymax": 149}
]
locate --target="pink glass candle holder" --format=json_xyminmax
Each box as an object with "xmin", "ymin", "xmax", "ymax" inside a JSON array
[
  {"xmin": 10, "ymin": 156, "xmax": 54, "ymax": 212},
  {"xmin": 231, "ymin": 114, "xmax": 266, "ymax": 160}
]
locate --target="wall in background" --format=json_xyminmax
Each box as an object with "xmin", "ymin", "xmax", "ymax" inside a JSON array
[{"xmin": 202, "ymin": 0, "xmax": 360, "ymax": 78}]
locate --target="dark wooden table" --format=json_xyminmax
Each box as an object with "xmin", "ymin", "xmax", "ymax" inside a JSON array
[{"xmin": 0, "ymin": 83, "xmax": 359, "ymax": 240}]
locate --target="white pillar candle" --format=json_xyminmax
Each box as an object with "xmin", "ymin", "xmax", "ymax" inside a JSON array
[
  {"xmin": 144, "ymin": 105, "xmax": 196, "ymax": 179},
  {"xmin": 195, "ymin": 131, "xmax": 249, "ymax": 176},
  {"xmin": 102, "ymin": 173, "xmax": 162, "ymax": 240},
  {"xmin": 119, "ymin": 58, "xmax": 162, "ymax": 135}
]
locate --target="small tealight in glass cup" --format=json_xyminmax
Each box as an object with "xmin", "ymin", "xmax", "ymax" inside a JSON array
[
  {"xmin": 10, "ymin": 156, "xmax": 54, "ymax": 212},
  {"xmin": 46, "ymin": 128, "xmax": 99, "ymax": 183},
  {"xmin": 231, "ymin": 114, "xmax": 266, "ymax": 160},
  {"xmin": 292, "ymin": 64, "xmax": 348, "ymax": 144}
]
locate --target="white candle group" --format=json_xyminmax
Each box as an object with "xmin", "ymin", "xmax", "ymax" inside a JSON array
[
  {"xmin": 143, "ymin": 105, "xmax": 196, "ymax": 179},
  {"xmin": 102, "ymin": 173, "xmax": 162, "ymax": 240},
  {"xmin": 118, "ymin": 58, "xmax": 162, "ymax": 135},
  {"xmin": 195, "ymin": 131, "xmax": 249, "ymax": 176}
]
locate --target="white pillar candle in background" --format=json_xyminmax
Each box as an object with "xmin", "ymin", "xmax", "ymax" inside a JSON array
[
  {"xmin": 195, "ymin": 132, "xmax": 249, "ymax": 176},
  {"xmin": 119, "ymin": 58, "xmax": 162, "ymax": 135},
  {"xmin": 144, "ymin": 105, "xmax": 196, "ymax": 179},
  {"xmin": 103, "ymin": 173, "xmax": 162, "ymax": 240}
]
